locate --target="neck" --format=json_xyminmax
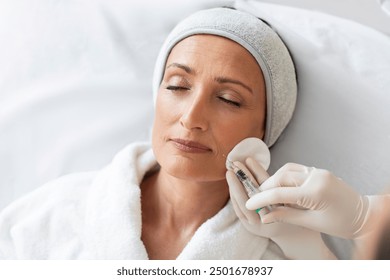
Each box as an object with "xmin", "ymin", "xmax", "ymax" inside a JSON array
[{"xmin": 141, "ymin": 169, "xmax": 230, "ymax": 231}]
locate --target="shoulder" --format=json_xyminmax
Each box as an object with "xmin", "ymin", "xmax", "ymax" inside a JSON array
[
  {"xmin": 0, "ymin": 171, "xmax": 97, "ymax": 259},
  {"xmin": 0, "ymin": 141, "xmax": 154, "ymax": 222},
  {"xmin": 0, "ymin": 142, "xmax": 155, "ymax": 259},
  {"xmin": 5, "ymin": 171, "xmax": 97, "ymax": 210},
  {"xmin": 0, "ymin": 171, "xmax": 97, "ymax": 235},
  {"xmin": 1, "ymin": 141, "xmax": 153, "ymax": 217}
]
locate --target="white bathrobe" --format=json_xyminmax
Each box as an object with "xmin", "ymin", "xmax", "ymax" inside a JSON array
[{"xmin": 0, "ymin": 142, "xmax": 284, "ymax": 259}]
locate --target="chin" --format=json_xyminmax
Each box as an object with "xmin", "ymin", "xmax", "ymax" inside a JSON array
[
  {"xmin": 163, "ymin": 157, "xmax": 226, "ymax": 183},
  {"xmin": 154, "ymin": 142, "xmax": 227, "ymax": 182}
]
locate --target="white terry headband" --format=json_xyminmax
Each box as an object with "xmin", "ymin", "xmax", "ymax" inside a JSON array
[{"xmin": 152, "ymin": 7, "xmax": 297, "ymax": 147}]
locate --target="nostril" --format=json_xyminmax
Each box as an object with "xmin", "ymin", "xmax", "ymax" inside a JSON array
[
  {"xmin": 179, "ymin": 101, "xmax": 209, "ymax": 131},
  {"xmin": 180, "ymin": 111, "xmax": 207, "ymax": 131}
]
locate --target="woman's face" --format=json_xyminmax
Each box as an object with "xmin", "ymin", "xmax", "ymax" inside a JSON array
[{"xmin": 152, "ymin": 35, "xmax": 266, "ymax": 183}]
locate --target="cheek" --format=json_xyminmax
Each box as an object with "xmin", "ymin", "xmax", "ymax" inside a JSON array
[
  {"xmin": 213, "ymin": 112, "xmax": 265, "ymax": 155},
  {"xmin": 219, "ymin": 89, "xmax": 266, "ymax": 145},
  {"xmin": 152, "ymin": 91, "xmax": 182, "ymax": 159},
  {"xmin": 153, "ymin": 92, "xmax": 179, "ymax": 132}
]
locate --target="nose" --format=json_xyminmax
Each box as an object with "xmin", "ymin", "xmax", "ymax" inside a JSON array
[{"xmin": 179, "ymin": 92, "xmax": 209, "ymax": 131}]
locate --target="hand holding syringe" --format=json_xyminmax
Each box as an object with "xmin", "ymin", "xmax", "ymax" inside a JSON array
[
  {"xmin": 225, "ymin": 138, "xmax": 337, "ymax": 259},
  {"xmin": 226, "ymin": 138, "xmax": 385, "ymax": 260},
  {"xmin": 225, "ymin": 137, "xmax": 271, "ymax": 217},
  {"xmin": 228, "ymin": 160, "xmax": 265, "ymax": 214}
]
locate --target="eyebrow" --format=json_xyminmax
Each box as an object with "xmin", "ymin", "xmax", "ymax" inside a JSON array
[
  {"xmin": 214, "ymin": 77, "xmax": 253, "ymax": 95},
  {"xmin": 166, "ymin": 63, "xmax": 253, "ymax": 94},
  {"xmin": 166, "ymin": 63, "xmax": 193, "ymax": 74}
]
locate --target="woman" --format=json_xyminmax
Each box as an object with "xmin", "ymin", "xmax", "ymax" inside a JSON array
[
  {"xmin": 0, "ymin": 7, "xmax": 333, "ymax": 259},
  {"xmin": 0, "ymin": 8, "xmax": 296, "ymax": 259},
  {"xmin": 143, "ymin": 6, "xmax": 297, "ymax": 259}
]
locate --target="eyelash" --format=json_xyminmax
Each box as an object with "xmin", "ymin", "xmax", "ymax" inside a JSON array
[
  {"xmin": 166, "ymin": 86, "xmax": 241, "ymax": 108},
  {"xmin": 166, "ymin": 86, "xmax": 188, "ymax": 91},
  {"xmin": 218, "ymin": 96, "xmax": 241, "ymax": 107}
]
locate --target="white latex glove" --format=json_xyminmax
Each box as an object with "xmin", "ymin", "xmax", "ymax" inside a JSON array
[
  {"xmin": 246, "ymin": 163, "xmax": 386, "ymax": 241},
  {"xmin": 226, "ymin": 158, "xmax": 336, "ymax": 260}
]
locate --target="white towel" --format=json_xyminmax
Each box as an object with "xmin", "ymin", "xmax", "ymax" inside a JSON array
[{"xmin": 0, "ymin": 142, "xmax": 282, "ymax": 259}]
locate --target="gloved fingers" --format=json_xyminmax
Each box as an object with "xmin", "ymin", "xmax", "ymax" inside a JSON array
[
  {"xmin": 260, "ymin": 205, "xmax": 309, "ymax": 224},
  {"xmin": 232, "ymin": 161, "xmax": 260, "ymax": 186},
  {"xmin": 230, "ymin": 161, "xmax": 270, "ymax": 220},
  {"xmin": 226, "ymin": 170, "xmax": 260, "ymax": 225},
  {"xmin": 229, "ymin": 183, "xmax": 276, "ymax": 238},
  {"xmin": 230, "ymin": 191, "xmax": 250, "ymax": 223},
  {"xmin": 262, "ymin": 207, "xmax": 330, "ymax": 236},
  {"xmin": 246, "ymin": 187, "xmax": 304, "ymax": 211},
  {"xmin": 245, "ymin": 157, "xmax": 270, "ymax": 186},
  {"xmin": 226, "ymin": 170, "xmax": 248, "ymax": 203},
  {"xmin": 260, "ymin": 170, "xmax": 308, "ymax": 191},
  {"xmin": 261, "ymin": 163, "xmax": 314, "ymax": 191}
]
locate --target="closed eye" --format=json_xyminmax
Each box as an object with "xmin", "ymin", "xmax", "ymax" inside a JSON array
[
  {"xmin": 218, "ymin": 96, "xmax": 241, "ymax": 107},
  {"xmin": 166, "ymin": 86, "xmax": 189, "ymax": 91}
]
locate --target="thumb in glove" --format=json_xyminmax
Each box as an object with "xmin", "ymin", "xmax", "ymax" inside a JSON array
[{"xmin": 227, "ymin": 158, "xmax": 336, "ymax": 259}]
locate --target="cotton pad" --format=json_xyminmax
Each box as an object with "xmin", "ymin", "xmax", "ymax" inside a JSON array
[{"xmin": 226, "ymin": 137, "xmax": 271, "ymax": 171}]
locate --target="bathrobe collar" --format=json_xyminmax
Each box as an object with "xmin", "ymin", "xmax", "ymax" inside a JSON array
[{"xmin": 84, "ymin": 142, "xmax": 270, "ymax": 259}]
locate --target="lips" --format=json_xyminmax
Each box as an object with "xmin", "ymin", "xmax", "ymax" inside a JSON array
[{"xmin": 170, "ymin": 138, "xmax": 212, "ymax": 153}]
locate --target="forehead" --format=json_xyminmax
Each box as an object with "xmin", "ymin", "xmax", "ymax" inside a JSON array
[{"xmin": 167, "ymin": 35, "xmax": 261, "ymax": 72}]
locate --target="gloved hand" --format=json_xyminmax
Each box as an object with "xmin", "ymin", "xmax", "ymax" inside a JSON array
[
  {"xmin": 226, "ymin": 158, "xmax": 336, "ymax": 259},
  {"xmin": 245, "ymin": 162, "xmax": 384, "ymax": 241}
]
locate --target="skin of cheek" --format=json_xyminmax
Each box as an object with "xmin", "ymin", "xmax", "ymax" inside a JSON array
[{"xmin": 152, "ymin": 89, "xmax": 264, "ymax": 183}]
